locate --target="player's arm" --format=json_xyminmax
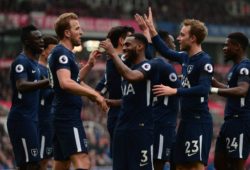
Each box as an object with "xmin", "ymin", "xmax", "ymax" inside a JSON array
[
  {"xmin": 213, "ymin": 81, "xmax": 249, "ymax": 97},
  {"xmin": 211, "ymin": 70, "xmax": 250, "ymax": 97},
  {"xmin": 106, "ymin": 99, "xmax": 122, "ymax": 107},
  {"xmin": 154, "ymin": 63, "xmax": 213, "ymax": 97},
  {"xmin": 57, "ymin": 68, "xmax": 108, "ymax": 112},
  {"xmin": 78, "ymin": 50, "xmax": 97, "ymax": 81},
  {"xmin": 99, "ymin": 40, "xmax": 145, "ymax": 82},
  {"xmin": 143, "ymin": 7, "xmax": 184, "ymax": 63},
  {"xmin": 211, "ymin": 77, "xmax": 228, "ymax": 88},
  {"xmin": 16, "ymin": 78, "xmax": 49, "ymax": 92}
]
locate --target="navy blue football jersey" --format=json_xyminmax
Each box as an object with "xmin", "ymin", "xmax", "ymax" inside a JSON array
[
  {"xmin": 224, "ymin": 58, "xmax": 250, "ymax": 117},
  {"xmin": 116, "ymin": 58, "xmax": 180, "ymax": 130},
  {"xmin": 38, "ymin": 64, "xmax": 54, "ymax": 121},
  {"xmin": 152, "ymin": 35, "xmax": 213, "ymax": 122},
  {"xmin": 150, "ymin": 58, "xmax": 180, "ymax": 126},
  {"xmin": 8, "ymin": 53, "xmax": 40, "ymax": 121},
  {"xmin": 48, "ymin": 44, "xmax": 82, "ymax": 122}
]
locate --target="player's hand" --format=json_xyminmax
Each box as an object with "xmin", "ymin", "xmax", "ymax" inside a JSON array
[
  {"xmin": 143, "ymin": 7, "xmax": 158, "ymax": 37},
  {"xmin": 99, "ymin": 39, "xmax": 118, "ymax": 58},
  {"xmin": 153, "ymin": 84, "xmax": 177, "ymax": 96},
  {"xmin": 87, "ymin": 50, "xmax": 99, "ymax": 67},
  {"xmin": 96, "ymin": 95, "xmax": 109, "ymax": 113},
  {"xmin": 134, "ymin": 13, "xmax": 148, "ymax": 32}
]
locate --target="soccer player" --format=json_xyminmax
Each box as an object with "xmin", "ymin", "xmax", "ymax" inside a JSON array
[
  {"xmin": 47, "ymin": 13, "xmax": 108, "ymax": 170},
  {"xmin": 153, "ymin": 30, "xmax": 179, "ymax": 170},
  {"xmin": 210, "ymin": 32, "xmax": 250, "ymax": 170},
  {"xmin": 99, "ymin": 33, "xmax": 180, "ymax": 170},
  {"xmin": 7, "ymin": 25, "xmax": 49, "ymax": 170},
  {"xmin": 144, "ymin": 8, "xmax": 214, "ymax": 170},
  {"xmin": 38, "ymin": 34, "xmax": 58, "ymax": 170},
  {"xmin": 95, "ymin": 25, "xmax": 134, "ymax": 157}
]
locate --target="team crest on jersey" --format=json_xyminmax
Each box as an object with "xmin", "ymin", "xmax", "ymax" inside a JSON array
[
  {"xmin": 31, "ymin": 148, "xmax": 38, "ymax": 157},
  {"xmin": 15, "ymin": 64, "xmax": 24, "ymax": 73},
  {"xmin": 169, "ymin": 73, "xmax": 177, "ymax": 82},
  {"xmin": 142, "ymin": 63, "xmax": 151, "ymax": 71},
  {"xmin": 46, "ymin": 147, "xmax": 53, "ymax": 155},
  {"xmin": 59, "ymin": 55, "xmax": 68, "ymax": 64},
  {"xmin": 204, "ymin": 64, "xmax": 213, "ymax": 73},
  {"xmin": 240, "ymin": 68, "xmax": 249, "ymax": 75},
  {"xmin": 187, "ymin": 65, "xmax": 193, "ymax": 74}
]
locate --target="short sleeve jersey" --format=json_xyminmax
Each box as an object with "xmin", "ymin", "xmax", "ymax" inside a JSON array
[
  {"xmin": 8, "ymin": 53, "xmax": 40, "ymax": 122},
  {"xmin": 116, "ymin": 58, "xmax": 180, "ymax": 130},
  {"xmin": 225, "ymin": 58, "xmax": 250, "ymax": 117},
  {"xmin": 48, "ymin": 44, "xmax": 82, "ymax": 122}
]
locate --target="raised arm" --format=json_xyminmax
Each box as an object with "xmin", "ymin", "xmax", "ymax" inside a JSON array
[{"xmin": 99, "ymin": 39, "xmax": 145, "ymax": 82}]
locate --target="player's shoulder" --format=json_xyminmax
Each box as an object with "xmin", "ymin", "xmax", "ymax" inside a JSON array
[{"xmin": 12, "ymin": 53, "xmax": 29, "ymax": 67}]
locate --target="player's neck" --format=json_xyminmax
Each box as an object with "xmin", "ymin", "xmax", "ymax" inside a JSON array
[
  {"xmin": 60, "ymin": 40, "xmax": 74, "ymax": 51},
  {"xmin": 38, "ymin": 57, "xmax": 47, "ymax": 66},
  {"xmin": 188, "ymin": 44, "xmax": 202, "ymax": 57},
  {"xmin": 133, "ymin": 54, "xmax": 146, "ymax": 65},
  {"xmin": 23, "ymin": 49, "xmax": 39, "ymax": 61}
]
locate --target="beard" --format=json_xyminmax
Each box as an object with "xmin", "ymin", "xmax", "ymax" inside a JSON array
[
  {"xmin": 126, "ymin": 50, "xmax": 138, "ymax": 63},
  {"xmin": 71, "ymin": 38, "xmax": 81, "ymax": 47}
]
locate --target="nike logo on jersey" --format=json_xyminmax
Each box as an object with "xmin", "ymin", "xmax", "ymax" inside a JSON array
[
  {"xmin": 187, "ymin": 152, "xmax": 197, "ymax": 157},
  {"xmin": 139, "ymin": 162, "xmax": 148, "ymax": 167},
  {"xmin": 228, "ymin": 149, "xmax": 236, "ymax": 153},
  {"xmin": 32, "ymin": 70, "xmax": 36, "ymax": 73}
]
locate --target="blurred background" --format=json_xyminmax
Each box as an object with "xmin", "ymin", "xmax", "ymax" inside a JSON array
[{"xmin": 0, "ymin": 0, "xmax": 250, "ymax": 169}]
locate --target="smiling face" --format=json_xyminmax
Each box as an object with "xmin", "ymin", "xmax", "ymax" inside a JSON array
[
  {"xmin": 177, "ymin": 25, "xmax": 192, "ymax": 52},
  {"xmin": 27, "ymin": 30, "xmax": 44, "ymax": 55},
  {"xmin": 122, "ymin": 36, "xmax": 138, "ymax": 62}
]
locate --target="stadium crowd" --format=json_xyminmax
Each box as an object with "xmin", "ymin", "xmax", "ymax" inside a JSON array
[
  {"xmin": 0, "ymin": 1, "xmax": 250, "ymax": 170},
  {"xmin": 1, "ymin": 0, "xmax": 250, "ymax": 26}
]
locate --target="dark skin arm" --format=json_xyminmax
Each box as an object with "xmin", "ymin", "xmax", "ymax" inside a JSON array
[
  {"xmin": 16, "ymin": 79, "xmax": 49, "ymax": 92},
  {"xmin": 218, "ymin": 81, "xmax": 249, "ymax": 97}
]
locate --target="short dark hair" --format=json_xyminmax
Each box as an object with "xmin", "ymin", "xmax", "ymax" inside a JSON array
[
  {"xmin": 228, "ymin": 32, "xmax": 249, "ymax": 51},
  {"xmin": 158, "ymin": 30, "xmax": 170, "ymax": 40},
  {"xmin": 128, "ymin": 33, "xmax": 148, "ymax": 49},
  {"xmin": 107, "ymin": 26, "xmax": 135, "ymax": 48},
  {"xmin": 42, "ymin": 35, "xmax": 58, "ymax": 49},
  {"xmin": 20, "ymin": 25, "xmax": 38, "ymax": 44}
]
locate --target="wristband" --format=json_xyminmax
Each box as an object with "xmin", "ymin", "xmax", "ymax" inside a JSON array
[{"xmin": 210, "ymin": 87, "xmax": 219, "ymax": 94}]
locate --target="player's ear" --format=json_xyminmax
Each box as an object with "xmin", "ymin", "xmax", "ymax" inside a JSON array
[
  {"xmin": 118, "ymin": 37, "xmax": 125, "ymax": 47},
  {"xmin": 64, "ymin": 29, "xmax": 71, "ymax": 38}
]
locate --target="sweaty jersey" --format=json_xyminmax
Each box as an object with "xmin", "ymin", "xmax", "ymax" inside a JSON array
[
  {"xmin": 224, "ymin": 58, "xmax": 250, "ymax": 117},
  {"xmin": 152, "ymin": 35, "xmax": 213, "ymax": 122},
  {"xmin": 8, "ymin": 53, "xmax": 40, "ymax": 122},
  {"xmin": 116, "ymin": 57, "xmax": 180, "ymax": 130},
  {"xmin": 38, "ymin": 64, "xmax": 54, "ymax": 122},
  {"xmin": 48, "ymin": 44, "xmax": 82, "ymax": 123}
]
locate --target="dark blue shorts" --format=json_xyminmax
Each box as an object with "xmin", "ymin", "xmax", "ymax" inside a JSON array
[
  {"xmin": 215, "ymin": 118, "xmax": 250, "ymax": 159},
  {"xmin": 173, "ymin": 120, "xmax": 213, "ymax": 165},
  {"xmin": 53, "ymin": 122, "xmax": 88, "ymax": 160},
  {"xmin": 153, "ymin": 125, "xmax": 176, "ymax": 161},
  {"xmin": 7, "ymin": 119, "xmax": 40, "ymax": 166},
  {"xmin": 39, "ymin": 120, "xmax": 53, "ymax": 159},
  {"xmin": 113, "ymin": 129, "xmax": 154, "ymax": 170}
]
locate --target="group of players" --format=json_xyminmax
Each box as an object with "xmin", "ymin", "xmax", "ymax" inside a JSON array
[{"xmin": 6, "ymin": 6, "xmax": 250, "ymax": 170}]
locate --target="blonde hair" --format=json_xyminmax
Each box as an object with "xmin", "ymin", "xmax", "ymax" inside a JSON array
[
  {"xmin": 54, "ymin": 13, "xmax": 78, "ymax": 40},
  {"xmin": 182, "ymin": 19, "xmax": 208, "ymax": 44}
]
